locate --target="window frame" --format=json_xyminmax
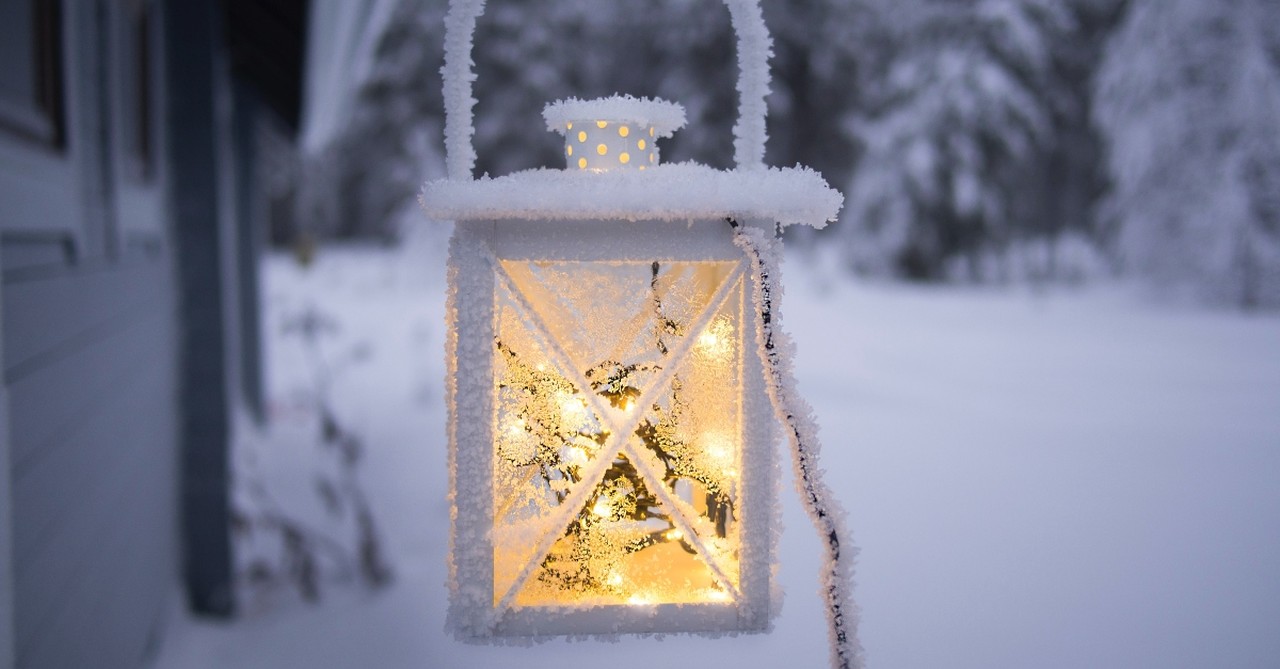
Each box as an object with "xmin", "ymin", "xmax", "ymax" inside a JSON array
[
  {"xmin": 0, "ymin": 0, "xmax": 85, "ymax": 249},
  {"xmin": 0, "ymin": 0, "xmax": 65, "ymax": 148},
  {"xmin": 110, "ymin": 0, "xmax": 166, "ymax": 245}
]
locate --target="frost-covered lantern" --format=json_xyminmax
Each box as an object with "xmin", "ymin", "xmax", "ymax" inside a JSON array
[{"xmin": 422, "ymin": 0, "xmax": 850, "ymax": 647}]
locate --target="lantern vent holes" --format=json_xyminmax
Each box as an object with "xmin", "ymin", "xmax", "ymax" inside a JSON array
[{"xmin": 544, "ymin": 95, "xmax": 685, "ymax": 172}]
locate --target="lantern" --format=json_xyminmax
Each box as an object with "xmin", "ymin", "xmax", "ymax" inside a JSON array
[{"xmin": 422, "ymin": 0, "xmax": 845, "ymax": 641}]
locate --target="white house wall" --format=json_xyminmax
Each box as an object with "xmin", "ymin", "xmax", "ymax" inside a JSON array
[
  {"xmin": 0, "ymin": 2, "xmax": 178, "ymax": 665},
  {"xmin": 0, "ymin": 0, "xmax": 270, "ymax": 665}
]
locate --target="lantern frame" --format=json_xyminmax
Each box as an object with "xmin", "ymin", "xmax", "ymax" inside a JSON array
[
  {"xmin": 447, "ymin": 218, "xmax": 778, "ymax": 637},
  {"xmin": 423, "ymin": 0, "xmax": 844, "ymax": 642}
]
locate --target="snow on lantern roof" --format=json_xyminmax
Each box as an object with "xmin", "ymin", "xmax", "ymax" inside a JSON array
[
  {"xmin": 543, "ymin": 95, "xmax": 687, "ymax": 138},
  {"xmin": 421, "ymin": 162, "xmax": 843, "ymax": 229}
]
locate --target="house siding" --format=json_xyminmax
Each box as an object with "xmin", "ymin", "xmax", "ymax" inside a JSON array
[
  {"xmin": 0, "ymin": 0, "xmax": 274, "ymax": 664},
  {"xmin": 3, "ymin": 252, "xmax": 177, "ymax": 667},
  {"xmin": 0, "ymin": 0, "xmax": 180, "ymax": 664}
]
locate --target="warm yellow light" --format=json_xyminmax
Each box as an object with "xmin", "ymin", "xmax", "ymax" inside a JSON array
[
  {"xmin": 638, "ymin": 139, "xmax": 646, "ymax": 150},
  {"xmin": 565, "ymin": 446, "xmax": 588, "ymax": 466},
  {"xmin": 703, "ymin": 432, "xmax": 737, "ymax": 474},
  {"xmin": 649, "ymin": 126, "xmax": 655, "ymax": 137},
  {"xmin": 596, "ymin": 144, "xmax": 608, "ymax": 156},
  {"xmin": 619, "ymin": 152, "xmax": 630, "ymax": 164},
  {"xmin": 558, "ymin": 391, "xmax": 588, "ymax": 424},
  {"xmin": 578, "ymin": 130, "xmax": 587, "ymax": 143},
  {"xmin": 596, "ymin": 120, "xmax": 608, "ymax": 129},
  {"xmin": 578, "ymin": 157, "xmax": 587, "ymax": 169},
  {"xmin": 706, "ymin": 588, "xmax": 732, "ymax": 602},
  {"xmin": 566, "ymin": 121, "xmax": 573, "ymax": 130},
  {"xmin": 497, "ymin": 416, "xmax": 537, "ymax": 465},
  {"xmin": 591, "ymin": 498, "xmax": 613, "ymax": 519},
  {"xmin": 490, "ymin": 259, "xmax": 747, "ymax": 611},
  {"xmin": 697, "ymin": 317, "xmax": 734, "ymax": 359},
  {"xmin": 566, "ymin": 145, "xmax": 573, "ymax": 156},
  {"xmin": 649, "ymin": 153, "xmax": 656, "ymax": 164},
  {"xmin": 618, "ymin": 125, "xmax": 630, "ymax": 138}
]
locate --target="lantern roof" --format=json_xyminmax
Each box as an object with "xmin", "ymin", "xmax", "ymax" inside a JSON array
[
  {"xmin": 420, "ymin": 162, "xmax": 843, "ymax": 229},
  {"xmin": 543, "ymin": 95, "xmax": 687, "ymax": 138}
]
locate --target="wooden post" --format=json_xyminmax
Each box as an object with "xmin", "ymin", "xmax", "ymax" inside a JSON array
[{"xmin": 163, "ymin": 0, "xmax": 234, "ymax": 617}]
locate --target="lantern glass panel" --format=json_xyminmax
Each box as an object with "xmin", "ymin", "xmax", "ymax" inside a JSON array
[{"xmin": 491, "ymin": 259, "xmax": 745, "ymax": 609}]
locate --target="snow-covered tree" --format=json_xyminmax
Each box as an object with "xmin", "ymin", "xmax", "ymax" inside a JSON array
[
  {"xmin": 763, "ymin": 0, "xmax": 880, "ymax": 192},
  {"xmin": 1009, "ymin": 0, "xmax": 1124, "ymax": 279},
  {"xmin": 836, "ymin": 0, "xmax": 1119, "ymax": 282},
  {"xmin": 1095, "ymin": 0, "xmax": 1280, "ymax": 308}
]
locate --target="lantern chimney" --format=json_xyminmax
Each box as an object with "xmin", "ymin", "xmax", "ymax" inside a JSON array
[{"xmin": 543, "ymin": 95, "xmax": 685, "ymax": 171}]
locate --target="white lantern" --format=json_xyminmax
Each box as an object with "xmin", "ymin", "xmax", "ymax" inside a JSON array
[{"xmin": 422, "ymin": 0, "xmax": 844, "ymax": 641}]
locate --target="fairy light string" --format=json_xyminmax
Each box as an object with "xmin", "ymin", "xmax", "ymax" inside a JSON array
[{"xmin": 729, "ymin": 218, "xmax": 863, "ymax": 669}]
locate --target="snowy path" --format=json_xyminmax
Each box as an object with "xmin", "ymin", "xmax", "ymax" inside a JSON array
[{"xmin": 154, "ymin": 240, "xmax": 1280, "ymax": 669}]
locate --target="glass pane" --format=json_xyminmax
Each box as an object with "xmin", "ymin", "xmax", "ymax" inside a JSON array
[{"xmin": 492, "ymin": 259, "xmax": 744, "ymax": 608}]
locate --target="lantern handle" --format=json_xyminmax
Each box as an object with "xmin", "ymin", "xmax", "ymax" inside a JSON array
[{"xmin": 441, "ymin": 0, "xmax": 773, "ymax": 180}]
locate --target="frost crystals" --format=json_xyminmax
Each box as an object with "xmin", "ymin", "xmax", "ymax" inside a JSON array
[{"xmin": 490, "ymin": 254, "xmax": 748, "ymax": 612}]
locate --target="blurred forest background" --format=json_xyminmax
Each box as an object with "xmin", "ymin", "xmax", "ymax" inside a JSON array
[{"xmin": 273, "ymin": 0, "xmax": 1280, "ymax": 309}]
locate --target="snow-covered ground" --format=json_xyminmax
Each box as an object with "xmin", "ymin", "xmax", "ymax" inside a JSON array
[{"xmin": 153, "ymin": 229, "xmax": 1280, "ymax": 669}]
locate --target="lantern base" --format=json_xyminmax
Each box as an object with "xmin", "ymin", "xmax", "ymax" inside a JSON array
[{"xmin": 477, "ymin": 602, "xmax": 769, "ymax": 640}]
